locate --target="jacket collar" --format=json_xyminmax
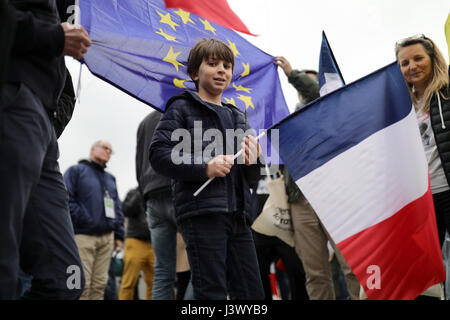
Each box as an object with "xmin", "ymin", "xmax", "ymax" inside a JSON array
[
  {"xmin": 79, "ymin": 159, "xmax": 106, "ymax": 171},
  {"xmin": 182, "ymin": 90, "xmax": 243, "ymax": 115}
]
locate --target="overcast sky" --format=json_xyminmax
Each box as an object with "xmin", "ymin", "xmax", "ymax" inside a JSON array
[{"xmin": 60, "ymin": 0, "xmax": 450, "ymax": 200}]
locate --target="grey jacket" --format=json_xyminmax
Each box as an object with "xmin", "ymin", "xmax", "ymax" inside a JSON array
[{"xmin": 136, "ymin": 111, "xmax": 172, "ymax": 200}]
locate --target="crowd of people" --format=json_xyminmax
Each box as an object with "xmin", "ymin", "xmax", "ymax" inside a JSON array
[{"xmin": 1, "ymin": 0, "xmax": 450, "ymax": 301}]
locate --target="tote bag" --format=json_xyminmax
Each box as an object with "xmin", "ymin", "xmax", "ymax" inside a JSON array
[{"xmin": 251, "ymin": 166, "xmax": 295, "ymax": 247}]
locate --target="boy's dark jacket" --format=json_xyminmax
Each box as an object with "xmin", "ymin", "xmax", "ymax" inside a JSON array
[{"xmin": 149, "ymin": 91, "xmax": 261, "ymax": 224}]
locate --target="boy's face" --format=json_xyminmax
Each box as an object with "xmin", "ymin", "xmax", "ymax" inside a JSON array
[{"xmin": 193, "ymin": 56, "xmax": 233, "ymax": 102}]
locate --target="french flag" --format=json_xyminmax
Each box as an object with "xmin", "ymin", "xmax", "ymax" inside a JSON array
[
  {"xmin": 270, "ymin": 62, "xmax": 445, "ymax": 300},
  {"xmin": 318, "ymin": 31, "xmax": 345, "ymax": 96}
]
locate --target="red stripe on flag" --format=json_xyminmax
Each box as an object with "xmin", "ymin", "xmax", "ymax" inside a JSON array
[
  {"xmin": 164, "ymin": 0, "xmax": 255, "ymax": 36},
  {"xmin": 337, "ymin": 187, "xmax": 445, "ymax": 300}
]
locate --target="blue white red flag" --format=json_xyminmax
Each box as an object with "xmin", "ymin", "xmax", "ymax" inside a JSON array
[
  {"xmin": 269, "ymin": 62, "xmax": 445, "ymax": 299},
  {"xmin": 318, "ymin": 31, "xmax": 345, "ymax": 96}
]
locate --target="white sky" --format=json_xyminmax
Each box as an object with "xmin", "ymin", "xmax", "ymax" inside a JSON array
[{"xmin": 60, "ymin": 0, "xmax": 450, "ymax": 200}]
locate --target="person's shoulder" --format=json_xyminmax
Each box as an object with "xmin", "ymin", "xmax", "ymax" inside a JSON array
[
  {"xmin": 226, "ymin": 103, "xmax": 244, "ymax": 115},
  {"xmin": 142, "ymin": 110, "xmax": 163, "ymax": 123},
  {"xmin": 166, "ymin": 90, "xmax": 197, "ymax": 111},
  {"xmin": 66, "ymin": 160, "xmax": 88, "ymax": 171}
]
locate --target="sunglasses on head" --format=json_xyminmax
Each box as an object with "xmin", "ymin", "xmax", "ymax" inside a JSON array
[{"xmin": 395, "ymin": 34, "xmax": 433, "ymax": 50}]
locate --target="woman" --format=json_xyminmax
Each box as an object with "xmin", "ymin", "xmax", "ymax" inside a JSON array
[{"xmin": 396, "ymin": 34, "xmax": 450, "ymax": 248}]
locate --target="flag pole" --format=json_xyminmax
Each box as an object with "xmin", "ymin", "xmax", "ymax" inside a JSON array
[
  {"xmin": 75, "ymin": 0, "xmax": 80, "ymax": 24},
  {"xmin": 193, "ymin": 130, "xmax": 266, "ymax": 197},
  {"xmin": 74, "ymin": 0, "xmax": 83, "ymax": 103}
]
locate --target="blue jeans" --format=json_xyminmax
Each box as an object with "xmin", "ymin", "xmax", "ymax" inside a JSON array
[
  {"xmin": 180, "ymin": 212, "xmax": 264, "ymax": 300},
  {"xmin": 146, "ymin": 193, "xmax": 178, "ymax": 300}
]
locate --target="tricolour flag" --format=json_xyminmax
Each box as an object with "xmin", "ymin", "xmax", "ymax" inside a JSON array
[
  {"xmin": 318, "ymin": 31, "xmax": 345, "ymax": 96},
  {"xmin": 78, "ymin": 0, "xmax": 289, "ymax": 136},
  {"xmin": 269, "ymin": 62, "xmax": 445, "ymax": 300},
  {"xmin": 164, "ymin": 0, "xmax": 255, "ymax": 36}
]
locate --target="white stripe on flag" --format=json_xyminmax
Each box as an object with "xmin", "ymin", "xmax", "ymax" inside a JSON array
[
  {"xmin": 319, "ymin": 73, "xmax": 343, "ymax": 96},
  {"xmin": 297, "ymin": 107, "xmax": 429, "ymax": 244}
]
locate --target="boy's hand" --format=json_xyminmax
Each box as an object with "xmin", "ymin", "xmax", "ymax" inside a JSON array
[
  {"xmin": 206, "ymin": 155, "xmax": 234, "ymax": 178},
  {"xmin": 242, "ymin": 136, "xmax": 261, "ymax": 166}
]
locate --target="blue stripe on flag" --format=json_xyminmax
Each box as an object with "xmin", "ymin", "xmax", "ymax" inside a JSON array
[
  {"xmin": 269, "ymin": 62, "xmax": 412, "ymax": 181},
  {"xmin": 318, "ymin": 31, "xmax": 345, "ymax": 90}
]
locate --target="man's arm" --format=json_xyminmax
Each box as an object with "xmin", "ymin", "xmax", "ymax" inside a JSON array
[
  {"xmin": 288, "ymin": 70, "xmax": 320, "ymax": 104},
  {"xmin": 9, "ymin": 3, "xmax": 91, "ymax": 59},
  {"xmin": 10, "ymin": 8, "xmax": 65, "ymax": 57},
  {"xmin": 63, "ymin": 166, "xmax": 92, "ymax": 226},
  {"xmin": 111, "ymin": 181, "xmax": 125, "ymax": 250},
  {"xmin": 274, "ymin": 56, "xmax": 320, "ymax": 104},
  {"xmin": 0, "ymin": 0, "xmax": 16, "ymax": 92},
  {"xmin": 53, "ymin": 69, "xmax": 76, "ymax": 138}
]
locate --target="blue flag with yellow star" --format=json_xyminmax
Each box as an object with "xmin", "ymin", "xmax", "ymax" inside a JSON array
[{"xmin": 78, "ymin": 0, "xmax": 290, "ymax": 137}]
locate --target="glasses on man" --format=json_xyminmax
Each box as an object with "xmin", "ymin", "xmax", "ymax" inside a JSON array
[
  {"xmin": 395, "ymin": 34, "xmax": 433, "ymax": 49},
  {"xmin": 98, "ymin": 145, "xmax": 114, "ymax": 155}
]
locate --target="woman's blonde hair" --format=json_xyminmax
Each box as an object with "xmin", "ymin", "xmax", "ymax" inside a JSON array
[{"xmin": 395, "ymin": 35, "xmax": 449, "ymax": 112}]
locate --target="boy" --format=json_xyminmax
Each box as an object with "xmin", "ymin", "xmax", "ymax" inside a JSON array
[{"xmin": 149, "ymin": 38, "xmax": 264, "ymax": 300}]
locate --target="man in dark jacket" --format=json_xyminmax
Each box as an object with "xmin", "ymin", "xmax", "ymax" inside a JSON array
[
  {"xmin": 118, "ymin": 187, "xmax": 154, "ymax": 300},
  {"xmin": 135, "ymin": 110, "xmax": 181, "ymax": 300},
  {"xmin": 0, "ymin": 0, "xmax": 91, "ymax": 300},
  {"xmin": 64, "ymin": 140, "xmax": 124, "ymax": 300}
]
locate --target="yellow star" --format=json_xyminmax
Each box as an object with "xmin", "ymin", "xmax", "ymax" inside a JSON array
[
  {"xmin": 174, "ymin": 9, "xmax": 195, "ymax": 25},
  {"xmin": 238, "ymin": 95, "xmax": 255, "ymax": 110},
  {"xmin": 163, "ymin": 46, "xmax": 184, "ymax": 71},
  {"xmin": 157, "ymin": 11, "xmax": 179, "ymax": 31},
  {"xmin": 233, "ymin": 83, "xmax": 252, "ymax": 93},
  {"xmin": 173, "ymin": 78, "xmax": 187, "ymax": 89},
  {"xmin": 200, "ymin": 18, "xmax": 216, "ymax": 35},
  {"xmin": 155, "ymin": 28, "xmax": 178, "ymax": 42},
  {"xmin": 240, "ymin": 63, "xmax": 250, "ymax": 78},
  {"xmin": 227, "ymin": 40, "xmax": 240, "ymax": 57},
  {"xmin": 224, "ymin": 97, "xmax": 236, "ymax": 106}
]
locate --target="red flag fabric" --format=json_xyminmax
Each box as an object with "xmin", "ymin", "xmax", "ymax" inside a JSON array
[{"xmin": 164, "ymin": 0, "xmax": 255, "ymax": 36}]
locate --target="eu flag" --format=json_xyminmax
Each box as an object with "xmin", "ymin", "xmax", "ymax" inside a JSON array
[{"xmin": 78, "ymin": 0, "xmax": 290, "ymax": 135}]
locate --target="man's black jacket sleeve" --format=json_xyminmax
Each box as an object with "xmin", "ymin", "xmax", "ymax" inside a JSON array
[{"xmin": 53, "ymin": 69, "xmax": 76, "ymax": 138}]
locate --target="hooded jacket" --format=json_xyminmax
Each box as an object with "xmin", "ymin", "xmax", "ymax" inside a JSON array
[
  {"xmin": 64, "ymin": 160, "xmax": 125, "ymax": 240},
  {"xmin": 429, "ymin": 86, "xmax": 450, "ymax": 187},
  {"xmin": 149, "ymin": 90, "xmax": 260, "ymax": 224}
]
